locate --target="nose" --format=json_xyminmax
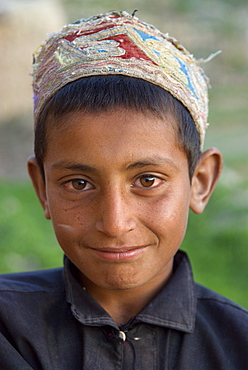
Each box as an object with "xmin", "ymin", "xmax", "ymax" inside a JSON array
[{"xmin": 95, "ymin": 187, "xmax": 136, "ymax": 238}]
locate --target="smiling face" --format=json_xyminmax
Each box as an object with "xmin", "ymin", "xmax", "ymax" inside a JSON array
[{"xmin": 32, "ymin": 108, "xmax": 193, "ymax": 292}]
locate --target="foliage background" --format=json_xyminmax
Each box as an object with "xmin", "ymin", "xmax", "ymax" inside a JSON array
[{"xmin": 0, "ymin": 0, "xmax": 247, "ymax": 309}]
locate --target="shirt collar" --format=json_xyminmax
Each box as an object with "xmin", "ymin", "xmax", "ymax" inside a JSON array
[{"xmin": 64, "ymin": 250, "xmax": 196, "ymax": 333}]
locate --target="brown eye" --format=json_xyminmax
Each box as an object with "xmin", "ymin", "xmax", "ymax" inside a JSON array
[
  {"xmin": 71, "ymin": 179, "xmax": 87, "ymax": 190},
  {"xmin": 139, "ymin": 175, "xmax": 156, "ymax": 187},
  {"xmin": 62, "ymin": 178, "xmax": 94, "ymax": 192},
  {"xmin": 132, "ymin": 174, "xmax": 164, "ymax": 190}
]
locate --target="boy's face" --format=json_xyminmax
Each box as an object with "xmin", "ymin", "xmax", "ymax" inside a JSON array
[{"xmin": 31, "ymin": 108, "xmax": 196, "ymax": 292}]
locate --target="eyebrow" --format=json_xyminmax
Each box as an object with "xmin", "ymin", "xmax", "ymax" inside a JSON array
[
  {"xmin": 51, "ymin": 156, "xmax": 178, "ymax": 173},
  {"xmin": 126, "ymin": 157, "xmax": 178, "ymax": 171},
  {"xmin": 51, "ymin": 161, "xmax": 97, "ymax": 173}
]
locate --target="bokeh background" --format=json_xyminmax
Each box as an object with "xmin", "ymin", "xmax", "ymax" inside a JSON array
[{"xmin": 0, "ymin": 0, "xmax": 247, "ymax": 308}]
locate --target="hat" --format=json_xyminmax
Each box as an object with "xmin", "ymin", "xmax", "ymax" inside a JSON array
[{"xmin": 33, "ymin": 10, "xmax": 212, "ymax": 148}]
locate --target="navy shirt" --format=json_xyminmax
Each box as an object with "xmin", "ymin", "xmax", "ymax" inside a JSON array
[{"xmin": 0, "ymin": 251, "xmax": 247, "ymax": 369}]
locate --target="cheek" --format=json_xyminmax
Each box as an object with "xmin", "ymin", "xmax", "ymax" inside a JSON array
[
  {"xmin": 146, "ymin": 193, "xmax": 190, "ymax": 243},
  {"xmin": 47, "ymin": 188, "xmax": 89, "ymax": 226},
  {"xmin": 48, "ymin": 200, "xmax": 91, "ymax": 248}
]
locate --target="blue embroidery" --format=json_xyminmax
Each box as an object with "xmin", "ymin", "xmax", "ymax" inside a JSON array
[
  {"xmin": 176, "ymin": 57, "xmax": 197, "ymax": 98},
  {"xmin": 133, "ymin": 28, "xmax": 160, "ymax": 42},
  {"xmin": 152, "ymin": 48, "xmax": 160, "ymax": 57}
]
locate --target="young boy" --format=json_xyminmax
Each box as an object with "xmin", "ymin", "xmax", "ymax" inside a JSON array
[{"xmin": 0, "ymin": 10, "xmax": 247, "ymax": 369}]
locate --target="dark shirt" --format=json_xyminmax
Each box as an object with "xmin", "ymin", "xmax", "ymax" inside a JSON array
[{"xmin": 0, "ymin": 250, "xmax": 247, "ymax": 369}]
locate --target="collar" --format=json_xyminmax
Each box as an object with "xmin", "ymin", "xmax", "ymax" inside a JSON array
[{"xmin": 64, "ymin": 250, "xmax": 196, "ymax": 333}]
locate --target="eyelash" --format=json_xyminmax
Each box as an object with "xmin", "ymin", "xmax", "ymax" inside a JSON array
[
  {"xmin": 61, "ymin": 179, "xmax": 94, "ymax": 192},
  {"xmin": 132, "ymin": 174, "xmax": 164, "ymax": 189},
  {"xmin": 61, "ymin": 174, "xmax": 164, "ymax": 192}
]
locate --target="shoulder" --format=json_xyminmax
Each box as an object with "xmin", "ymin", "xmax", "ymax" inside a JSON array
[
  {"xmin": 0, "ymin": 267, "xmax": 64, "ymax": 294},
  {"xmin": 195, "ymin": 283, "xmax": 248, "ymax": 332},
  {"xmin": 196, "ymin": 283, "xmax": 248, "ymax": 315},
  {"xmin": 0, "ymin": 268, "xmax": 68, "ymax": 367},
  {"xmin": 193, "ymin": 283, "xmax": 248, "ymax": 366},
  {"xmin": 0, "ymin": 268, "xmax": 66, "ymax": 331}
]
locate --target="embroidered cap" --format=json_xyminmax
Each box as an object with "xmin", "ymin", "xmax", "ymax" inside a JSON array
[{"xmin": 33, "ymin": 10, "xmax": 211, "ymax": 148}]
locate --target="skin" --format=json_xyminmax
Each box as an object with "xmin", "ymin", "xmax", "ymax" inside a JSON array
[{"xmin": 28, "ymin": 108, "xmax": 222, "ymax": 326}]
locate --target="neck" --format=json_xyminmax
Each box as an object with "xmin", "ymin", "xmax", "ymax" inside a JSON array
[{"xmin": 80, "ymin": 269, "xmax": 173, "ymax": 327}]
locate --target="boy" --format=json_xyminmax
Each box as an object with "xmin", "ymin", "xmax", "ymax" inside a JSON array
[{"xmin": 0, "ymin": 10, "xmax": 247, "ymax": 369}]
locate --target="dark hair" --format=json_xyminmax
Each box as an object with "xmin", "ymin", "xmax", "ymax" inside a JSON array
[{"xmin": 35, "ymin": 75, "xmax": 201, "ymax": 180}]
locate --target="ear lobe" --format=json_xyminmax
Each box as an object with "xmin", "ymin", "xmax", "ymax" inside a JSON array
[
  {"xmin": 190, "ymin": 148, "xmax": 223, "ymax": 214},
  {"xmin": 27, "ymin": 156, "xmax": 51, "ymax": 219}
]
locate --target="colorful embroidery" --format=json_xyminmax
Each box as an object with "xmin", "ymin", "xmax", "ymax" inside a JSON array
[{"xmin": 32, "ymin": 11, "xmax": 212, "ymax": 148}]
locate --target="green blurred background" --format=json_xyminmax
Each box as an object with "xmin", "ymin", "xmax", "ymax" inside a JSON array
[{"xmin": 0, "ymin": 0, "xmax": 247, "ymax": 309}]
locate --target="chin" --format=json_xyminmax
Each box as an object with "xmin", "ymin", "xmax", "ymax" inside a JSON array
[{"xmin": 98, "ymin": 272, "xmax": 149, "ymax": 291}]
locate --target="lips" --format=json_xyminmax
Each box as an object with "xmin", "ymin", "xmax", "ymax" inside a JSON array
[{"xmin": 88, "ymin": 245, "xmax": 150, "ymax": 261}]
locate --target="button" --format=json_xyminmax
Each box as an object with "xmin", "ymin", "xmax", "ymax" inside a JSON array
[{"xmin": 119, "ymin": 331, "xmax": 126, "ymax": 341}]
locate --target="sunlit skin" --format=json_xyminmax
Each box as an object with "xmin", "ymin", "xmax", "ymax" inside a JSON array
[{"xmin": 28, "ymin": 108, "xmax": 222, "ymax": 325}]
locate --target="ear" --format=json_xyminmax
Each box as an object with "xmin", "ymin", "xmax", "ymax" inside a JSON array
[
  {"xmin": 190, "ymin": 148, "xmax": 223, "ymax": 214},
  {"xmin": 27, "ymin": 156, "xmax": 51, "ymax": 219}
]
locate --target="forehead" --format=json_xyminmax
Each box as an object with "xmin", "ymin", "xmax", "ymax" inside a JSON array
[
  {"xmin": 46, "ymin": 107, "xmax": 178, "ymax": 146},
  {"xmin": 44, "ymin": 108, "xmax": 186, "ymax": 172},
  {"xmin": 46, "ymin": 105, "xmax": 179, "ymax": 143}
]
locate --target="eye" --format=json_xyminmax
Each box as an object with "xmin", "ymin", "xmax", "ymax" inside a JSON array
[
  {"xmin": 133, "ymin": 174, "xmax": 164, "ymax": 189},
  {"xmin": 62, "ymin": 179, "xmax": 94, "ymax": 191}
]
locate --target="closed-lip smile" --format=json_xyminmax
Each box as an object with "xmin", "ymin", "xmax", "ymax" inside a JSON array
[{"xmin": 88, "ymin": 245, "xmax": 150, "ymax": 261}]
